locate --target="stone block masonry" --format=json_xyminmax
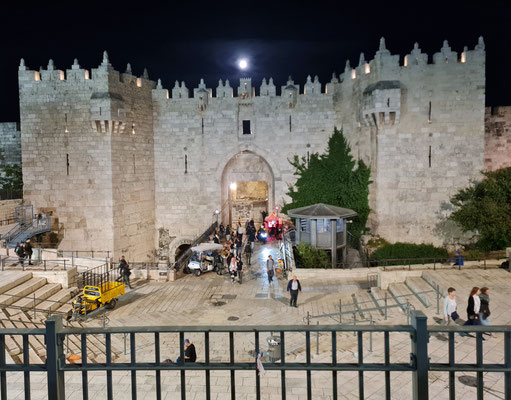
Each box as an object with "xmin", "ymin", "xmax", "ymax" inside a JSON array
[
  {"xmin": 12, "ymin": 37, "xmax": 504, "ymax": 260},
  {"xmin": 0, "ymin": 122, "xmax": 21, "ymax": 169},
  {"xmin": 485, "ymin": 106, "xmax": 511, "ymax": 171}
]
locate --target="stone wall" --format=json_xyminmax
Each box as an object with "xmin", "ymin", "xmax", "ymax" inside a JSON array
[
  {"xmin": 0, "ymin": 199, "xmax": 22, "ymax": 221},
  {"xmin": 485, "ymin": 106, "xmax": 511, "ymax": 171},
  {"xmin": 0, "ymin": 123, "xmax": 21, "ymax": 168},
  {"xmin": 18, "ymin": 54, "xmax": 155, "ymax": 260},
  {"xmin": 15, "ymin": 37, "xmax": 489, "ymax": 259}
]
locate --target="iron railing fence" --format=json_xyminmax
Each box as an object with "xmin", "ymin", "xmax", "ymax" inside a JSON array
[
  {"xmin": 335, "ymin": 251, "xmax": 508, "ymax": 270},
  {"xmin": 76, "ymin": 263, "xmax": 121, "ymax": 291},
  {"xmin": 0, "ymin": 312, "xmax": 510, "ymax": 400},
  {"xmin": 0, "ymin": 255, "xmax": 80, "ymax": 271}
]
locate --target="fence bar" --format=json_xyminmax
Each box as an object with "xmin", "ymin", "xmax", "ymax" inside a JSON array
[
  {"xmin": 436, "ymin": 285, "xmax": 440, "ymax": 315},
  {"xmin": 81, "ymin": 334, "xmax": 89, "ymax": 400},
  {"xmin": 476, "ymin": 333, "xmax": 483, "ymax": 399},
  {"xmin": 205, "ymin": 331, "xmax": 211, "ymax": 400},
  {"xmin": 384, "ymin": 292, "xmax": 388, "ymax": 320},
  {"xmin": 411, "ymin": 311, "xmax": 429, "ymax": 400},
  {"xmin": 358, "ymin": 331, "xmax": 364, "ymax": 400},
  {"xmin": 155, "ymin": 332, "xmax": 161, "ymax": 400},
  {"xmin": 332, "ymin": 331, "xmax": 338, "ymax": 400},
  {"xmin": 22, "ymin": 335, "xmax": 30, "ymax": 400},
  {"xmin": 505, "ymin": 332, "xmax": 511, "ymax": 398},
  {"xmin": 448, "ymin": 332, "xmax": 455, "ymax": 400},
  {"xmin": 384, "ymin": 331, "xmax": 391, "ymax": 400},
  {"xmin": 255, "ymin": 331, "xmax": 260, "ymax": 400},
  {"xmin": 179, "ymin": 331, "xmax": 185, "ymax": 400},
  {"xmin": 306, "ymin": 331, "xmax": 311, "ymax": 400},
  {"xmin": 0, "ymin": 335, "xmax": 6, "ymax": 400},
  {"xmin": 130, "ymin": 332, "xmax": 137, "ymax": 400},
  {"xmin": 46, "ymin": 317, "xmax": 65, "ymax": 400},
  {"xmin": 280, "ymin": 331, "xmax": 286, "ymax": 400},
  {"xmin": 106, "ymin": 333, "xmax": 113, "ymax": 400},
  {"xmin": 229, "ymin": 331, "xmax": 235, "ymax": 400}
]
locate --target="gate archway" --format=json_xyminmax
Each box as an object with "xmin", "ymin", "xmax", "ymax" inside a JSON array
[{"xmin": 221, "ymin": 151, "xmax": 275, "ymax": 226}]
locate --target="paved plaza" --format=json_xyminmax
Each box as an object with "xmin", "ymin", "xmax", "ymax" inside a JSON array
[{"xmin": 3, "ymin": 241, "xmax": 511, "ymax": 399}]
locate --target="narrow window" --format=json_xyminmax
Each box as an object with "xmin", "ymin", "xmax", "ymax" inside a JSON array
[
  {"xmin": 184, "ymin": 154, "xmax": 188, "ymax": 174},
  {"xmin": 428, "ymin": 102, "xmax": 432, "ymax": 123},
  {"xmin": 66, "ymin": 154, "xmax": 70, "ymax": 176},
  {"xmin": 387, "ymin": 98, "xmax": 390, "ymax": 107},
  {"xmin": 289, "ymin": 115, "xmax": 292, "ymax": 132},
  {"xmin": 306, "ymin": 151, "xmax": 310, "ymax": 168},
  {"xmin": 242, "ymin": 120, "xmax": 251, "ymax": 135},
  {"xmin": 201, "ymin": 118, "xmax": 204, "ymax": 134},
  {"xmin": 428, "ymin": 146, "xmax": 432, "ymax": 168}
]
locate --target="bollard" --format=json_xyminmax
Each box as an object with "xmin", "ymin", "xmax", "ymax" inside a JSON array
[
  {"xmin": 384, "ymin": 292, "xmax": 388, "ymax": 320},
  {"xmin": 63, "ymin": 260, "xmax": 66, "ymax": 270},
  {"xmin": 406, "ymin": 301, "xmax": 410, "ymax": 325},
  {"xmin": 339, "ymin": 299, "xmax": 342, "ymax": 324},
  {"xmin": 369, "ymin": 315, "xmax": 373, "ymax": 352},
  {"xmin": 44, "ymin": 260, "xmax": 47, "ymax": 271},
  {"xmin": 436, "ymin": 284, "xmax": 440, "ymax": 315},
  {"xmin": 316, "ymin": 321, "xmax": 319, "ymax": 355}
]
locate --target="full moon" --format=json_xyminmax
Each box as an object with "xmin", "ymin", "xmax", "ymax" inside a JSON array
[{"xmin": 238, "ymin": 59, "xmax": 248, "ymax": 70}]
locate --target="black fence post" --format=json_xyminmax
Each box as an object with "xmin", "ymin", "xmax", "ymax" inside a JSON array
[
  {"xmin": 46, "ymin": 316, "xmax": 66, "ymax": 400},
  {"xmin": 411, "ymin": 310, "xmax": 429, "ymax": 400}
]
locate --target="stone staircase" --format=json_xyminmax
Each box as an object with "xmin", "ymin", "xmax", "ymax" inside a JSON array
[{"xmin": 0, "ymin": 271, "xmax": 125, "ymax": 364}]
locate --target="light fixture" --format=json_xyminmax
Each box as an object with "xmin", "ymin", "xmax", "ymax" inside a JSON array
[
  {"xmin": 215, "ymin": 209, "xmax": 220, "ymax": 214},
  {"xmin": 230, "ymin": 182, "xmax": 237, "ymax": 191}
]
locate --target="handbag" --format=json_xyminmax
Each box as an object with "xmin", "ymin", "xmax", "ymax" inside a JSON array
[{"xmin": 450, "ymin": 311, "xmax": 460, "ymax": 320}]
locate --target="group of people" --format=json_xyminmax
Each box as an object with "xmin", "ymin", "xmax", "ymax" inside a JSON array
[
  {"xmin": 444, "ymin": 286, "xmax": 492, "ymax": 339},
  {"xmin": 14, "ymin": 239, "xmax": 34, "ymax": 266}
]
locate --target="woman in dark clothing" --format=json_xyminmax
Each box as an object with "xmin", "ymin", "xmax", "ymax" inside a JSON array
[
  {"xmin": 479, "ymin": 287, "xmax": 491, "ymax": 326},
  {"xmin": 465, "ymin": 286, "xmax": 482, "ymax": 325}
]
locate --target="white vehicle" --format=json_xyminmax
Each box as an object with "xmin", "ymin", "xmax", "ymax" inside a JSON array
[{"xmin": 185, "ymin": 243, "xmax": 225, "ymax": 276}]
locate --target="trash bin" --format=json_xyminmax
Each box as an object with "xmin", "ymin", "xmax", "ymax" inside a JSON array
[{"xmin": 267, "ymin": 335, "xmax": 281, "ymax": 362}]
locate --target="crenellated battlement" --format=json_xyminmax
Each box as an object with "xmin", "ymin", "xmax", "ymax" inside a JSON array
[
  {"xmin": 18, "ymin": 51, "xmax": 156, "ymax": 92},
  {"xmin": 151, "ymin": 37, "xmax": 485, "ymax": 102}
]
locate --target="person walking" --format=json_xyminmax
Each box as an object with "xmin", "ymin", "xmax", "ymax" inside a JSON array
[
  {"xmin": 119, "ymin": 256, "xmax": 132, "ymax": 289},
  {"xmin": 247, "ymin": 220, "xmax": 256, "ymax": 249},
  {"xmin": 463, "ymin": 287, "xmax": 482, "ymax": 338},
  {"xmin": 15, "ymin": 242, "xmax": 25, "ymax": 267},
  {"xmin": 287, "ymin": 275, "xmax": 302, "ymax": 307},
  {"xmin": 229, "ymin": 257, "xmax": 237, "ymax": 284},
  {"xmin": 479, "ymin": 287, "xmax": 492, "ymax": 332},
  {"xmin": 443, "ymin": 287, "xmax": 459, "ymax": 325},
  {"xmin": 244, "ymin": 243, "xmax": 252, "ymax": 265},
  {"xmin": 235, "ymin": 236, "xmax": 243, "ymax": 258},
  {"xmin": 225, "ymin": 225, "xmax": 231, "ymax": 242},
  {"xmin": 236, "ymin": 256, "xmax": 243, "ymax": 284},
  {"xmin": 25, "ymin": 239, "xmax": 34, "ymax": 265},
  {"xmin": 266, "ymin": 255, "xmax": 275, "ymax": 284}
]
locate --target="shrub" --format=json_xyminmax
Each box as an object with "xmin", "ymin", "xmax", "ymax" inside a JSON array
[
  {"xmin": 294, "ymin": 243, "xmax": 330, "ymax": 269},
  {"xmin": 370, "ymin": 242, "xmax": 448, "ymax": 265}
]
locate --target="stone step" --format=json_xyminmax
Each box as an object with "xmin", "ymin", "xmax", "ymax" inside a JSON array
[
  {"xmin": 405, "ymin": 278, "xmax": 432, "ymax": 308},
  {"xmin": 353, "ymin": 290, "xmax": 381, "ymax": 320},
  {"xmin": 0, "ymin": 311, "xmax": 45, "ymax": 364},
  {"xmin": 370, "ymin": 287, "xmax": 402, "ymax": 317},
  {"xmin": 10, "ymin": 283, "xmax": 62, "ymax": 311},
  {"xmin": 0, "ymin": 320, "xmax": 22, "ymax": 361},
  {"xmin": 0, "ymin": 272, "xmax": 33, "ymax": 295},
  {"xmin": 38, "ymin": 287, "xmax": 78, "ymax": 313},
  {"xmin": 388, "ymin": 282, "xmax": 424, "ymax": 313},
  {"xmin": 0, "ymin": 277, "xmax": 47, "ymax": 306},
  {"xmin": 3, "ymin": 310, "xmax": 47, "ymax": 361}
]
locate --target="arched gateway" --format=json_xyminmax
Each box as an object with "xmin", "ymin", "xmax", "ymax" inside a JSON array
[{"xmin": 221, "ymin": 151, "xmax": 275, "ymax": 226}]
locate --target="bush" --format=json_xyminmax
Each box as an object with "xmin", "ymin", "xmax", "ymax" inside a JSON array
[
  {"xmin": 294, "ymin": 243, "xmax": 330, "ymax": 269},
  {"xmin": 370, "ymin": 242, "xmax": 448, "ymax": 265}
]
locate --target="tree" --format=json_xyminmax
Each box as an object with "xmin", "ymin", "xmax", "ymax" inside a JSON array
[
  {"xmin": 449, "ymin": 167, "xmax": 511, "ymax": 251},
  {"xmin": 282, "ymin": 128, "xmax": 371, "ymax": 241},
  {"xmin": 0, "ymin": 149, "xmax": 23, "ymax": 199}
]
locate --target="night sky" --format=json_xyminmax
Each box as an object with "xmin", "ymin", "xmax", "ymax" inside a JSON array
[{"xmin": 0, "ymin": 1, "xmax": 509, "ymax": 122}]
